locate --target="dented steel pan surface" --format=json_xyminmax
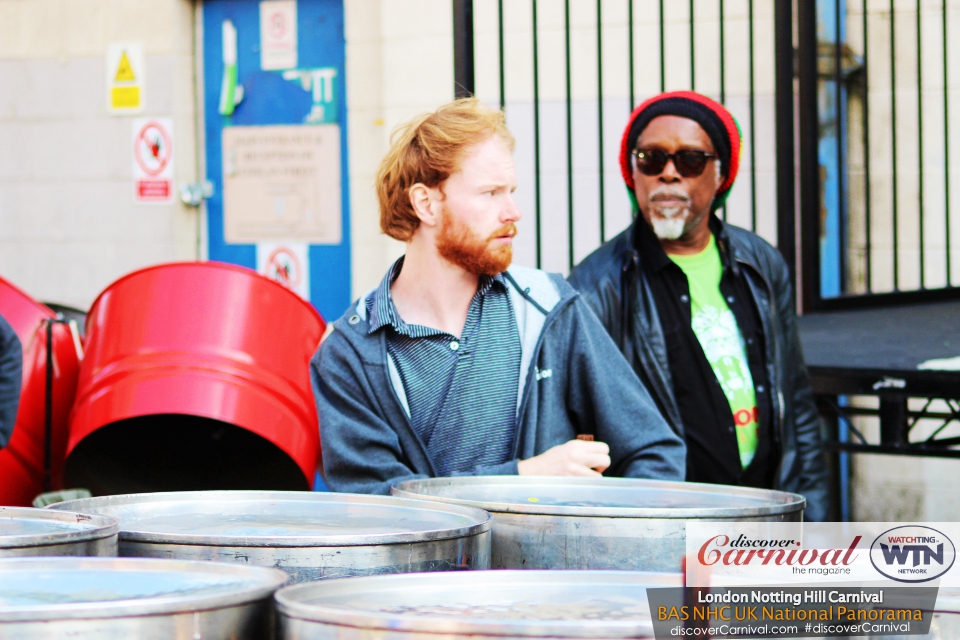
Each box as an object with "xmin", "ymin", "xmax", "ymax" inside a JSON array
[
  {"xmin": 0, "ymin": 556, "xmax": 287, "ymax": 639},
  {"xmin": 49, "ymin": 490, "xmax": 491, "ymax": 582},
  {"xmin": 276, "ymin": 570, "xmax": 681, "ymax": 639},
  {"xmin": 0, "ymin": 507, "xmax": 118, "ymax": 557},
  {"xmin": 910, "ymin": 590, "xmax": 960, "ymax": 640},
  {"xmin": 392, "ymin": 476, "xmax": 804, "ymax": 572}
]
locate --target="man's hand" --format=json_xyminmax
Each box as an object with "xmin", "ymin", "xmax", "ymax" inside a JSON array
[{"xmin": 517, "ymin": 440, "xmax": 611, "ymax": 477}]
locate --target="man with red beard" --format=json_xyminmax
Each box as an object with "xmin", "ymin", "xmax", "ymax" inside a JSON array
[{"xmin": 311, "ymin": 99, "xmax": 684, "ymax": 494}]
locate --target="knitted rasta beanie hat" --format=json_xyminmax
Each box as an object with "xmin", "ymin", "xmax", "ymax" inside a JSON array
[{"xmin": 619, "ymin": 90, "xmax": 742, "ymax": 212}]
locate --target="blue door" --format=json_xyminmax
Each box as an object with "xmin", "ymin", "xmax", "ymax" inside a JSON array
[{"xmin": 201, "ymin": 0, "xmax": 350, "ymax": 322}]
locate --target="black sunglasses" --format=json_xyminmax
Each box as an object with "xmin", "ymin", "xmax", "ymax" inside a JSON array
[{"xmin": 632, "ymin": 148, "xmax": 718, "ymax": 178}]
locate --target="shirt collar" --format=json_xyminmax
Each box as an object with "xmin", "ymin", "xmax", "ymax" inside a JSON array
[
  {"xmin": 366, "ymin": 257, "xmax": 507, "ymax": 335},
  {"xmin": 366, "ymin": 258, "xmax": 405, "ymax": 334}
]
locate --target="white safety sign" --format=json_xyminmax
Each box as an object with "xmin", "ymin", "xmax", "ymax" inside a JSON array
[
  {"xmin": 260, "ymin": 0, "xmax": 297, "ymax": 70},
  {"xmin": 107, "ymin": 43, "xmax": 144, "ymax": 113},
  {"xmin": 132, "ymin": 118, "xmax": 174, "ymax": 203},
  {"xmin": 257, "ymin": 243, "xmax": 310, "ymax": 300},
  {"xmin": 222, "ymin": 124, "xmax": 341, "ymax": 244}
]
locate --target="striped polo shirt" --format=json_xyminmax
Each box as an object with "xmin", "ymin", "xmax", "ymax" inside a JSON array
[{"xmin": 366, "ymin": 258, "xmax": 522, "ymax": 476}]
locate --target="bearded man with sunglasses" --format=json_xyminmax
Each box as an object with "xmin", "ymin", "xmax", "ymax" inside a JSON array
[
  {"xmin": 312, "ymin": 99, "xmax": 685, "ymax": 494},
  {"xmin": 570, "ymin": 91, "xmax": 829, "ymax": 520}
]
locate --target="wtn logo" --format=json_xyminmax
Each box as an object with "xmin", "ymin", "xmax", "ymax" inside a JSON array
[
  {"xmin": 879, "ymin": 542, "xmax": 944, "ymax": 567},
  {"xmin": 871, "ymin": 526, "xmax": 956, "ymax": 583}
]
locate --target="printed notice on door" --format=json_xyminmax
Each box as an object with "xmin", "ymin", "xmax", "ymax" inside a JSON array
[{"xmin": 222, "ymin": 124, "xmax": 342, "ymax": 244}]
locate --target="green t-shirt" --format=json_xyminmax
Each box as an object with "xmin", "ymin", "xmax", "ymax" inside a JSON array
[{"xmin": 668, "ymin": 234, "xmax": 759, "ymax": 468}]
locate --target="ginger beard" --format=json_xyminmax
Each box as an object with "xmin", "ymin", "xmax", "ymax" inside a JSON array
[{"xmin": 435, "ymin": 205, "xmax": 516, "ymax": 276}]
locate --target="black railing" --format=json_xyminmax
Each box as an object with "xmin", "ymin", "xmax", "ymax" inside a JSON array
[
  {"xmin": 455, "ymin": 0, "xmax": 785, "ymax": 277},
  {"xmin": 453, "ymin": 0, "xmax": 475, "ymax": 98},
  {"xmin": 454, "ymin": 0, "xmax": 960, "ymax": 312},
  {"xmin": 799, "ymin": 0, "xmax": 960, "ymax": 311}
]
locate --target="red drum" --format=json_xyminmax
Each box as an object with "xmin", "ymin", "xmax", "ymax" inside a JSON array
[
  {"xmin": 0, "ymin": 278, "xmax": 82, "ymax": 506},
  {"xmin": 65, "ymin": 262, "xmax": 325, "ymax": 495}
]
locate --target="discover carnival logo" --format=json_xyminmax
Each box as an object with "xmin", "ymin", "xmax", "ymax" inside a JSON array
[
  {"xmin": 697, "ymin": 534, "xmax": 861, "ymax": 571},
  {"xmin": 870, "ymin": 526, "xmax": 956, "ymax": 583}
]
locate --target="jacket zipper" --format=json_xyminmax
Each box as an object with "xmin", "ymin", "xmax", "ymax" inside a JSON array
[
  {"xmin": 736, "ymin": 257, "xmax": 787, "ymax": 488},
  {"xmin": 511, "ymin": 293, "xmax": 578, "ymax": 459}
]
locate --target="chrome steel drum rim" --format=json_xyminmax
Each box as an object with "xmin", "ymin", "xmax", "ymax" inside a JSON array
[
  {"xmin": 932, "ymin": 590, "xmax": 960, "ymax": 613},
  {"xmin": 0, "ymin": 556, "xmax": 288, "ymax": 622},
  {"xmin": 48, "ymin": 490, "xmax": 492, "ymax": 546},
  {"xmin": 0, "ymin": 507, "xmax": 119, "ymax": 549},
  {"xmin": 276, "ymin": 570, "xmax": 678, "ymax": 638},
  {"xmin": 392, "ymin": 476, "xmax": 805, "ymax": 518}
]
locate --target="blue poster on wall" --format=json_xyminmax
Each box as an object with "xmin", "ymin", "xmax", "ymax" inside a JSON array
[{"xmin": 202, "ymin": 0, "xmax": 350, "ymax": 323}]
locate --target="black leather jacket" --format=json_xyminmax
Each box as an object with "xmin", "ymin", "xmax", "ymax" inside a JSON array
[{"xmin": 569, "ymin": 216, "xmax": 830, "ymax": 521}]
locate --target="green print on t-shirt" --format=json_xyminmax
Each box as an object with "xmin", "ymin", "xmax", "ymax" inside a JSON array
[{"xmin": 668, "ymin": 234, "xmax": 759, "ymax": 468}]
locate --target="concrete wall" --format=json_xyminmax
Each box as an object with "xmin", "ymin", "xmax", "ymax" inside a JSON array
[
  {"xmin": 0, "ymin": 0, "xmax": 200, "ymax": 309},
  {"xmin": 343, "ymin": 0, "xmax": 453, "ymax": 298},
  {"xmin": 0, "ymin": 0, "xmax": 455, "ymax": 306}
]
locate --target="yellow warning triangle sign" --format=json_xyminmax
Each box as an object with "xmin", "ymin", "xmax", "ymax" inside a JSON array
[{"xmin": 114, "ymin": 51, "xmax": 136, "ymax": 82}]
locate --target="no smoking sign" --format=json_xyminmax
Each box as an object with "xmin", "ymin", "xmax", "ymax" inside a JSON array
[
  {"xmin": 267, "ymin": 247, "xmax": 301, "ymax": 289},
  {"xmin": 260, "ymin": 0, "xmax": 297, "ymax": 70},
  {"xmin": 257, "ymin": 242, "xmax": 310, "ymax": 300},
  {"xmin": 132, "ymin": 118, "xmax": 174, "ymax": 203}
]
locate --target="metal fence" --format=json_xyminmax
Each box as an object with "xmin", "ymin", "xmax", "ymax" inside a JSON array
[
  {"xmin": 453, "ymin": 0, "xmax": 960, "ymax": 311},
  {"xmin": 802, "ymin": 0, "xmax": 960, "ymax": 311},
  {"xmin": 453, "ymin": 0, "xmax": 791, "ymax": 280}
]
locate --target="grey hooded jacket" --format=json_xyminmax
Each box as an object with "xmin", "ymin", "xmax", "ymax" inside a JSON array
[
  {"xmin": 311, "ymin": 265, "xmax": 687, "ymax": 495},
  {"xmin": 569, "ymin": 217, "xmax": 830, "ymax": 521}
]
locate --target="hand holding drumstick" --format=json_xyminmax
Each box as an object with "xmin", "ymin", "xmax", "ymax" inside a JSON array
[{"xmin": 517, "ymin": 436, "xmax": 610, "ymax": 477}]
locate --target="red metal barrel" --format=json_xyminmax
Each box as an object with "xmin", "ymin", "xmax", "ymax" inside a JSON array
[
  {"xmin": 0, "ymin": 277, "xmax": 82, "ymax": 506},
  {"xmin": 65, "ymin": 262, "xmax": 324, "ymax": 495}
]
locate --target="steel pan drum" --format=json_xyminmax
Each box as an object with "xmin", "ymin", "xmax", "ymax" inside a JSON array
[
  {"xmin": 393, "ymin": 477, "xmax": 804, "ymax": 572},
  {"xmin": 50, "ymin": 490, "xmax": 491, "ymax": 582},
  {"xmin": 908, "ymin": 590, "xmax": 960, "ymax": 640},
  {"xmin": 0, "ymin": 276, "xmax": 82, "ymax": 506},
  {"xmin": 277, "ymin": 570, "xmax": 681, "ymax": 639},
  {"xmin": 0, "ymin": 556, "xmax": 287, "ymax": 639},
  {"xmin": 0, "ymin": 507, "xmax": 117, "ymax": 557},
  {"xmin": 65, "ymin": 262, "xmax": 325, "ymax": 494}
]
